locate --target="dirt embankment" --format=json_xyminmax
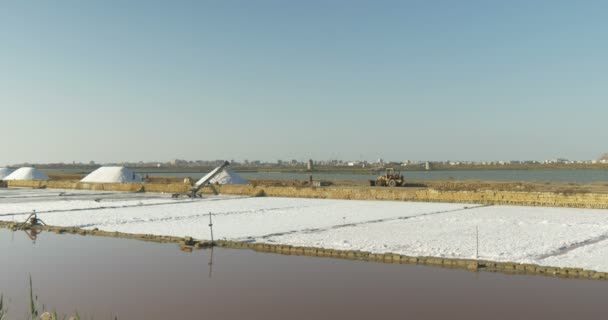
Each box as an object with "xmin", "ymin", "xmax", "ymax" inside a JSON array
[
  {"xmin": 418, "ymin": 181, "xmax": 608, "ymax": 194},
  {"xmin": 43, "ymin": 173, "xmax": 608, "ymax": 195},
  {"xmin": 250, "ymin": 179, "xmax": 608, "ymax": 195},
  {"xmin": 47, "ymin": 173, "xmax": 84, "ymax": 181}
]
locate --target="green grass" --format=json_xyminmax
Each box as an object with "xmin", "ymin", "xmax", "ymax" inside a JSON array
[
  {"xmin": 1, "ymin": 294, "xmax": 8, "ymax": 320},
  {"xmin": 29, "ymin": 275, "xmax": 37, "ymax": 319},
  {"xmin": 0, "ymin": 276, "xmax": 117, "ymax": 320}
]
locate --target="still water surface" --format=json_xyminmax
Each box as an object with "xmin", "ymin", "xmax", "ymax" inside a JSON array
[
  {"xmin": 46, "ymin": 168, "xmax": 608, "ymax": 183},
  {"xmin": 237, "ymin": 169, "xmax": 608, "ymax": 183},
  {"xmin": 0, "ymin": 229, "xmax": 607, "ymax": 319}
]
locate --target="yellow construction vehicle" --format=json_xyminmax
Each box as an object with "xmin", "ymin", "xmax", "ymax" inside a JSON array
[{"xmin": 372, "ymin": 168, "xmax": 404, "ymax": 187}]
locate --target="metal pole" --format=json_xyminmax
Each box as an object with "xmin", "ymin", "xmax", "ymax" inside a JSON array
[{"xmin": 209, "ymin": 212, "xmax": 214, "ymax": 245}]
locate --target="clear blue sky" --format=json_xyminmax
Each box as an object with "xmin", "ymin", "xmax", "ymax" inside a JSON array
[{"xmin": 1, "ymin": 0, "xmax": 607, "ymax": 165}]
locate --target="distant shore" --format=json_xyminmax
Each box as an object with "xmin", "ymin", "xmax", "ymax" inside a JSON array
[
  {"xmin": 9, "ymin": 163, "xmax": 608, "ymax": 173},
  {"xmin": 25, "ymin": 172, "xmax": 608, "ymax": 196}
]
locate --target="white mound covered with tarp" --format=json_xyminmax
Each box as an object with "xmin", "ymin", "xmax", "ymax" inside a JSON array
[
  {"xmin": 196, "ymin": 169, "xmax": 248, "ymax": 186},
  {"xmin": 3, "ymin": 167, "xmax": 49, "ymax": 181},
  {"xmin": 0, "ymin": 168, "xmax": 14, "ymax": 180},
  {"xmin": 81, "ymin": 166, "xmax": 142, "ymax": 183}
]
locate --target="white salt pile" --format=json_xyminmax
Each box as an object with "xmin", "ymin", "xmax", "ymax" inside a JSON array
[
  {"xmin": 3, "ymin": 167, "xmax": 49, "ymax": 181},
  {"xmin": 196, "ymin": 169, "xmax": 248, "ymax": 185},
  {"xmin": 209, "ymin": 169, "xmax": 248, "ymax": 185},
  {"xmin": 81, "ymin": 166, "xmax": 143, "ymax": 183},
  {"xmin": 0, "ymin": 168, "xmax": 14, "ymax": 180}
]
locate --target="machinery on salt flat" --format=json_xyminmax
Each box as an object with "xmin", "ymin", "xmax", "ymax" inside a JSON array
[
  {"xmin": 370, "ymin": 168, "xmax": 405, "ymax": 187},
  {"xmin": 24, "ymin": 210, "xmax": 46, "ymax": 226},
  {"xmin": 184, "ymin": 161, "xmax": 231, "ymax": 198}
]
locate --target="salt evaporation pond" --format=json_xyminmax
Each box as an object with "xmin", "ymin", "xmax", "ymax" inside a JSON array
[
  {"xmin": 1, "ymin": 188, "xmax": 608, "ymax": 272},
  {"xmin": 1, "ymin": 229, "xmax": 607, "ymax": 320}
]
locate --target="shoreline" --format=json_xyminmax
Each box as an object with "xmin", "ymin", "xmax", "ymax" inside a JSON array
[
  {"xmin": 20, "ymin": 163, "xmax": 608, "ymax": 172},
  {"xmin": 5, "ymin": 180, "xmax": 608, "ymax": 209},
  {"xmin": 1, "ymin": 221, "xmax": 605, "ymax": 282}
]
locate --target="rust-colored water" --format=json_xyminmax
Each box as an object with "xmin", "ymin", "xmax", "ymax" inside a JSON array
[{"xmin": 0, "ymin": 229, "xmax": 606, "ymax": 319}]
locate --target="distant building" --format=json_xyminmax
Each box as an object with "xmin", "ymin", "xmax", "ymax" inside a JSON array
[
  {"xmin": 544, "ymin": 158, "xmax": 569, "ymax": 164},
  {"xmin": 307, "ymin": 159, "xmax": 313, "ymax": 171}
]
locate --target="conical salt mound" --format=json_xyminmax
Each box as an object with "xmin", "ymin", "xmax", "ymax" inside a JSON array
[
  {"xmin": 208, "ymin": 169, "xmax": 248, "ymax": 185},
  {"xmin": 3, "ymin": 167, "xmax": 49, "ymax": 181},
  {"xmin": 81, "ymin": 166, "xmax": 142, "ymax": 183},
  {"xmin": 0, "ymin": 168, "xmax": 14, "ymax": 180}
]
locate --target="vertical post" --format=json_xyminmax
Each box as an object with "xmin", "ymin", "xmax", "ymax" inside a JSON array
[
  {"xmin": 476, "ymin": 225, "xmax": 479, "ymax": 259},
  {"xmin": 208, "ymin": 212, "xmax": 214, "ymax": 245},
  {"xmin": 208, "ymin": 212, "xmax": 215, "ymax": 278}
]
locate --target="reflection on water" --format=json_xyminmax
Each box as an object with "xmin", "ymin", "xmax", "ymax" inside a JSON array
[
  {"xmin": 208, "ymin": 247, "xmax": 214, "ymax": 279},
  {"xmin": 1, "ymin": 229, "xmax": 607, "ymax": 319},
  {"xmin": 23, "ymin": 228, "xmax": 41, "ymax": 242}
]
